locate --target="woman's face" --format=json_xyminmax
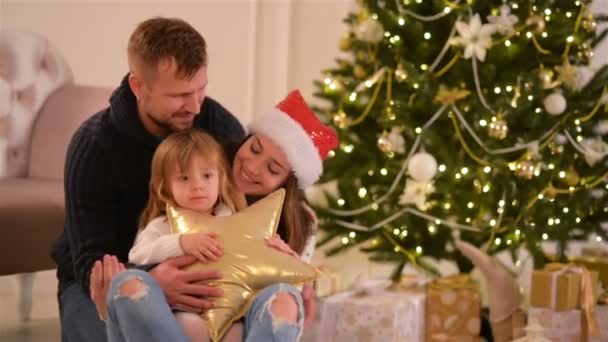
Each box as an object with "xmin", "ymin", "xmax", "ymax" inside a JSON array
[{"xmin": 232, "ymin": 134, "xmax": 291, "ymax": 196}]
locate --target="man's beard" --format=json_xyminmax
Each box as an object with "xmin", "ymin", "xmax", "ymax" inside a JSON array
[{"xmin": 146, "ymin": 111, "xmax": 194, "ymax": 133}]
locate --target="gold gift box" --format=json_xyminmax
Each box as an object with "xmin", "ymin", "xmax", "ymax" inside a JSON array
[
  {"xmin": 530, "ymin": 265, "xmax": 599, "ymax": 310},
  {"xmin": 570, "ymin": 256, "xmax": 608, "ymax": 291},
  {"xmin": 425, "ymin": 275, "xmax": 481, "ymax": 342}
]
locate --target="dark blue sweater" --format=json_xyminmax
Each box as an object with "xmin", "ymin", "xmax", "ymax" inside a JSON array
[{"xmin": 51, "ymin": 75, "xmax": 245, "ymax": 294}]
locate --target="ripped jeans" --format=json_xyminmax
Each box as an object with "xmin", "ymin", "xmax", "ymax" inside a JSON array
[{"xmin": 105, "ymin": 269, "xmax": 304, "ymax": 342}]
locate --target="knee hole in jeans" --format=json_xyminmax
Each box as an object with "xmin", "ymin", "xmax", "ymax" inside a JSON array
[
  {"xmin": 116, "ymin": 277, "xmax": 148, "ymax": 301},
  {"xmin": 269, "ymin": 291, "xmax": 298, "ymax": 324}
]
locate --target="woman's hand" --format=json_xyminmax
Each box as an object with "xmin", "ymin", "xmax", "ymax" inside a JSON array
[
  {"xmin": 302, "ymin": 281, "xmax": 315, "ymax": 325},
  {"xmin": 265, "ymin": 236, "xmax": 298, "ymax": 258},
  {"xmin": 179, "ymin": 232, "xmax": 223, "ymax": 263},
  {"xmin": 89, "ymin": 254, "xmax": 125, "ymax": 321}
]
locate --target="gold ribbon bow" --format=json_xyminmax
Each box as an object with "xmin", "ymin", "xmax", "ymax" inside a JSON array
[{"xmin": 544, "ymin": 262, "xmax": 600, "ymax": 337}]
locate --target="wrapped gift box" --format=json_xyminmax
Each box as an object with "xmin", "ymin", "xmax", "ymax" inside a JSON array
[
  {"xmin": 528, "ymin": 307, "xmax": 582, "ymax": 342},
  {"xmin": 590, "ymin": 305, "xmax": 608, "ymax": 342},
  {"xmin": 530, "ymin": 263, "xmax": 599, "ymax": 310},
  {"xmin": 425, "ymin": 275, "xmax": 481, "ymax": 342},
  {"xmin": 571, "ymin": 256, "xmax": 608, "ymax": 292},
  {"xmin": 318, "ymin": 279, "xmax": 426, "ymax": 342}
]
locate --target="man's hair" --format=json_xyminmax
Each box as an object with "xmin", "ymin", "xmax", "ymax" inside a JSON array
[{"xmin": 128, "ymin": 17, "xmax": 207, "ymax": 80}]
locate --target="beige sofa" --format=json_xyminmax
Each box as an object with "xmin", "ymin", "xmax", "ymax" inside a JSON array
[{"xmin": 0, "ymin": 84, "xmax": 112, "ymax": 276}]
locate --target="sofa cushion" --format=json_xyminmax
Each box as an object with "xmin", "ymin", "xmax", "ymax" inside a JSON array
[
  {"xmin": 28, "ymin": 84, "xmax": 112, "ymax": 180},
  {"xmin": 0, "ymin": 178, "xmax": 64, "ymax": 275}
]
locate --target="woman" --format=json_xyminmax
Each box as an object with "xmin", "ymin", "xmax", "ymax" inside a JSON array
[{"xmin": 92, "ymin": 90, "xmax": 338, "ymax": 341}]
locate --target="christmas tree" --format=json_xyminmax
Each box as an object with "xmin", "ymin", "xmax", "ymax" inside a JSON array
[{"xmin": 313, "ymin": 0, "xmax": 608, "ymax": 279}]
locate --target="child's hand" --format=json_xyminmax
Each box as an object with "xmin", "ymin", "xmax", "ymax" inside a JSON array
[{"xmin": 179, "ymin": 232, "xmax": 224, "ymax": 263}]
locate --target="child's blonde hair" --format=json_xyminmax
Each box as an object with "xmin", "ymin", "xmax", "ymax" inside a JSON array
[{"xmin": 139, "ymin": 129, "xmax": 247, "ymax": 228}]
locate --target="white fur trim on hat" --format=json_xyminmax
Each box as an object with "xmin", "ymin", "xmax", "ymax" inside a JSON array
[{"xmin": 248, "ymin": 108, "xmax": 322, "ymax": 189}]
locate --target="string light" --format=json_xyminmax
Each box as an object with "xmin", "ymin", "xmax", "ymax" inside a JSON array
[
  {"xmin": 504, "ymin": 39, "xmax": 512, "ymax": 47},
  {"xmin": 385, "ymin": 31, "xmax": 392, "ymax": 38},
  {"xmin": 444, "ymin": 202, "xmax": 451, "ymax": 210},
  {"xmin": 559, "ymin": 171, "xmax": 566, "ymax": 178},
  {"xmin": 555, "ymin": 218, "xmax": 561, "ymax": 225},
  {"xmin": 393, "ymin": 228, "xmax": 400, "ymax": 235},
  {"xmin": 548, "ymin": 218, "xmax": 554, "ymax": 226},
  {"xmin": 344, "ymin": 145, "xmax": 354, "ymax": 153},
  {"xmin": 542, "ymin": 233, "xmax": 549, "ymax": 240},
  {"xmin": 467, "ymin": 202, "xmax": 474, "ymax": 209},
  {"xmin": 494, "ymin": 237, "xmax": 501, "ymax": 245},
  {"xmin": 597, "ymin": 236, "xmax": 603, "ymax": 242},
  {"xmin": 428, "ymin": 225, "xmax": 437, "ymax": 233},
  {"xmin": 365, "ymin": 80, "xmax": 374, "ymax": 88},
  {"xmin": 515, "ymin": 229, "xmax": 521, "ymax": 235},
  {"xmin": 328, "ymin": 150, "xmax": 336, "ymax": 158},
  {"xmin": 398, "ymin": 17, "xmax": 405, "ymax": 26},
  {"xmin": 526, "ymin": 32, "xmax": 533, "ymax": 39},
  {"xmin": 341, "ymin": 237, "xmax": 349, "ymax": 244},
  {"xmin": 576, "ymin": 217, "xmax": 582, "ymax": 223},
  {"xmin": 499, "ymin": 200, "xmax": 505, "ymax": 207},
  {"xmin": 544, "ymin": 9, "xmax": 552, "ymax": 15},
  {"xmin": 511, "ymin": 3, "xmax": 519, "ymax": 9},
  {"xmin": 424, "ymin": 32, "xmax": 431, "ymax": 40},
  {"xmin": 415, "ymin": 127, "xmax": 422, "ymax": 134},
  {"xmin": 349, "ymin": 92, "xmax": 357, "ymax": 101},
  {"xmin": 465, "ymin": 217, "xmax": 472, "ymax": 223},
  {"xmin": 420, "ymin": 64, "xmax": 428, "ymax": 71},
  {"xmin": 401, "ymin": 229, "xmax": 408, "ymax": 237},
  {"xmin": 415, "ymin": 246, "xmax": 423, "ymax": 254},
  {"xmin": 443, "ymin": 7, "xmax": 451, "ymax": 14},
  {"xmin": 455, "ymin": 173, "xmax": 462, "ymax": 179},
  {"xmin": 337, "ymin": 198, "xmax": 345, "ymax": 206},
  {"xmin": 528, "ymin": 95, "xmax": 534, "ymax": 101},
  {"xmin": 541, "ymin": 32, "xmax": 548, "ymax": 38},
  {"xmin": 368, "ymin": 170, "xmax": 374, "ymax": 176},
  {"xmin": 323, "ymin": 77, "xmax": 332, "ymax": 85},
  {"xmin": 484, "ymin": 166, "xmax": 492, "ymax": 173},
  {"xmin": 349, "ymin": 232, "xmax": 356, "ymax": 238},
  {"xmin": 535, "ymin": 107, "xmax": 542, "ymax": 113},
  {"xmin": 483, "ymin": 184, "xmax": 490, "ymax": 192},
  {"xmin": 548, "ymin": 163, "xmax": 555, "ymax": 170},
  {"xmin": 461, "ymin": 167, "xmax": 469, "ymax": 175},
  {"xmin": 390, "ymin": 35, "xmax": 401, "ymax": 44},
  {"xmin": 538, "ymin": 194, "xmax": 544, "ymax": 200},
  {"xmin": 439, "ymin": 164, "xmax": 447, "ymax": 172},
  {"xmin": 494, "ymin": 87, "xmax": 502, "ymax": 94},
  {"xmin": 479, "ymin": 119, "xmax": 488, "ymax": 127},
  {"xmin": 563, "ymin": 208, "xmax": 569, "ymax": 213},
  {"xmin": 506, "ymin": 85, "xmax": 513, "ymax": 92},
  {"xmin": 490, "ymin": 219, "xmax": 497, "ymax": 226},
  {"xmin": 413, "ymin": 83, "xmax": 419, "ymax": 89},
  {"xmin": 380, "ymin": 168, "xmax": 388, "ymax": 175},
  {"xmin": 566, "ymin": 12, "xmax": 572, "ymax": 18},
  {"xmin": 545, "ymin": 16, "xmax": 550, "ymax": 22},
  {"xmin": 358, "ymin": 188, "xmax": 367, "ymax": 198},
  {"xmin": 566, "ymin": 36, "xmax": 574, "ymax": 43},
  {"xmin": 371, "ymin": 203, "xmax": 379, "ymax": 210}
]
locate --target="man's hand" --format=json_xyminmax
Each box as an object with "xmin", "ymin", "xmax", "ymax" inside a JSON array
[
  {"xmin": 302, "ymin": 282, "xmax": 315, "ymax": 325},
  {"xmin": 90, "ymin": 254, "xmax": 125, "ymax": 320},
  {"xmin": 150, "ymin": 255, "xmax": 223, "ymax": 313}
]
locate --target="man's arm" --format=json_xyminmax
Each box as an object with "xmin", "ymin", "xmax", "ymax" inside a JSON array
[{"xmin": 64, "ymin": 129, "xmax": 120, "ymax": 294}]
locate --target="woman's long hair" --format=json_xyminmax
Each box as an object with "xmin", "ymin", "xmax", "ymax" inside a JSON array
[
  {"xmin": 139, "ymin": 129, "xmax": 247, "ymax": 229},
  {"xmin": 227, "ymin": 136, "xmax": 314, "ymax": 255}
]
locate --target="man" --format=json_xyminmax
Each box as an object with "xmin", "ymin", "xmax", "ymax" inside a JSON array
[{"xmin": 51, "ymin": 17, "xmax": 244, "ymax": 341}]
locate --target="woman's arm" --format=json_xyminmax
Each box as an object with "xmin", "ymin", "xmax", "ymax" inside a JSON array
[{"xmin": 128, "ymin": 217, "xmax": 184, "ymax": 265}]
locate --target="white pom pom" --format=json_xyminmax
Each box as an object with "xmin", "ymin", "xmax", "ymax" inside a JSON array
[
  {"xmin": 408, "ymin": 152, "xmax": 437, "ymax": 182},
  {"xmin": 543, "ymin": 92, "xmax": 567, "ymax": 116}
]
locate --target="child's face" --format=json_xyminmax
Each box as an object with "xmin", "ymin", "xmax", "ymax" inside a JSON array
[{"xmin": 170, "ymin": 155, "xmax": 220, "ymax": 214}]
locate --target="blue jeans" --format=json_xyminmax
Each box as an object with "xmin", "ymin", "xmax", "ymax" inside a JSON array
[
  {"xmin": 58, "ymin": 283, "xmax": 107, "ymax": 342},
  {"xmin": 106, "ymin": 269, "xmax": 304, "ymax": 342}
]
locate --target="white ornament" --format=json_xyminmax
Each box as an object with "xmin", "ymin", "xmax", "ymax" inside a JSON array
[
  {"xmin": 580, "ymin": 137, "xmax": 608, "ymax": 166},
  {"xmin": 355, "ymin": 18, "xmax": 385, "ymax": 44},
  {"xmin": 408, "ymin": 152, "xmax": 438, "ymax": 181},
  {"xmin": 543, "ymin": 92, "xmax": 567, "ymax": 115},
  {"xmin": 487, "ymin": 5, "xmax": 518, "ymax": 35},
  {"xmin": 451, "ymin": 14, "xmax": 496, "ymax": 62},
  {"xmin": 387, "ymin": 127, "xmax": 406, "ymax": 154},
  {"xmin": 399, "ymin": 178, "xmax": 435, "ymax": 210},
  {"xmin": 593, "ymin": 120, "xmax": 608, "ymax": 136}
]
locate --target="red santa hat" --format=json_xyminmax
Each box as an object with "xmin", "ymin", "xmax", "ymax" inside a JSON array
[{"xmin": 247, "ymin": 90, "xmax": 339, "ymax": 188}]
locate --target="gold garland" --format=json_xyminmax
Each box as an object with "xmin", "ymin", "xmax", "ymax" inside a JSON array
[
  {"xmin": 579, "ymin": 86, "xmax": 608, "ymax": 123},
  {"xmin": 531, "ymin": 35, "xmax": 551, "ymax": 54},
  {"xmin": 347, "ymin": 72, "xmax": 386, "ymax": 127},
  {"xmin": 382, "ymin": 229, "xmax": 420, "ymax": 268},
  {"xmin": 450, "ymin": 113, "xmax": 490, "ymax": 165},
  {"xmin": 562, "ymin": 4, "xmax": 586, "ymax": 59},
  {"xmin": 434, "ymin": 53, "xmax": 461, "ymax": 78}
]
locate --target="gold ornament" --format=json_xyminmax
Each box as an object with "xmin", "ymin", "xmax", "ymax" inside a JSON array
[
  {"xmin": 434, "ymin": 87, "xmax": 471, "ymax": 105},
  {"xmin": 515, "ymin": 160, "xmax": 537, "ymax": 179},
  {"xmin": 168, "ymin": 189, "xmax": 318, "ymax": 342},
  {"xmin": 556, "ymin": 59, "xmax": 578, "ymax": 90},
  {"xmin": 565, "ymin": 167, "xmax": 580, "ymax": 187},
  {"xmin": 339, "ymin": 33, "xmax": 353, "ymax": 51},
  {"xmin": 377, "ymin": 130, "xmax": 393, "ymax": 153},
  {"xmin": 526, "ymin": 15, "xmax": 546, "ymax": 33},
  {"xmin": 332, "ymin": 110, "xmax": 350, "ymax": 129},
  {"xmin": 394, "ymin": 65, "xmax": 408, "ymax": 82},
  {"xmin": 488, "ymin": 116, "xmax": 509, "ymax": 140},
  {"xmin": 354, "ymin": 65, "xmax": 368, "ymax": 79},
  {"xmin": 539, "ymin": 66, "xmax": 559, "ymax": 89}
]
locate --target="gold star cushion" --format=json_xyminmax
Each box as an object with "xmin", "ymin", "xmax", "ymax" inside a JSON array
[{"xmin": 167, "ymin": 189, "xmax": 318, "ymax": 341}]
